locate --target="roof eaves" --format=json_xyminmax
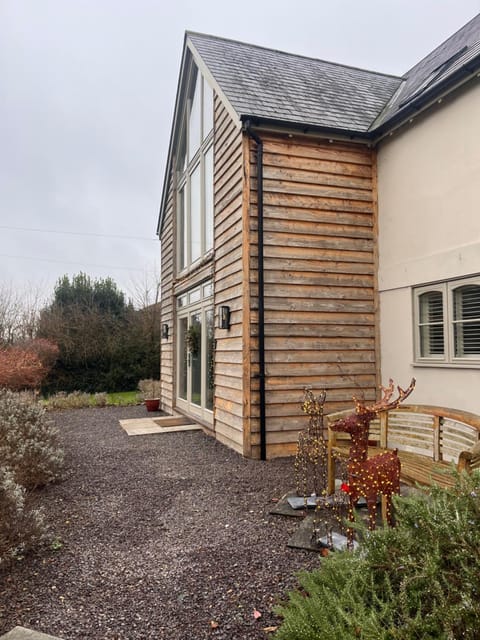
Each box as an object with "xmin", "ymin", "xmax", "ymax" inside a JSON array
[{"xmin": 239, "ymin": 114, "xmax": 374, "ymax": 141}]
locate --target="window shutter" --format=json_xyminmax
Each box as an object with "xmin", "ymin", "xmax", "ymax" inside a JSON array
[
  {"xmin": 453, "ymin": 285, "xmax": 480, "ymax": 357},
  {"xmin": 418, "ymin": 291, "xmax": 444, "ymax": 357}
]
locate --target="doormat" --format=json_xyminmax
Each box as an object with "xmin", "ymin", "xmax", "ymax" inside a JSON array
[{"xmin": 119, "ymin": 417, "xmax": 203, "ymax": 436}]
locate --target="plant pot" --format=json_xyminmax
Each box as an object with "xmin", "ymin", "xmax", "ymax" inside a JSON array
[{"xmin": 145, "ymin": 398, "xmax": 160, "ymax": 412}]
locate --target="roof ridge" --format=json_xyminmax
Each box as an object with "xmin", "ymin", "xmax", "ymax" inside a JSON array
[{"xmin": 186, "ymin": 30, "xmax": 403, "ymax": 81}]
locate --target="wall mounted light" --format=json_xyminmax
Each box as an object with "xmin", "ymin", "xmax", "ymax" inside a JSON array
[
  {"xmin": 219, "ymin": 305, "xmax": 231, "ymax": 330},
  {"xmin": 161, "ymin": 323, "xmax": 169, "ymax": 339}
]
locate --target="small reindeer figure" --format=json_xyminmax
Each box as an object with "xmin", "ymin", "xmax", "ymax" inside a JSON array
[
  {"xmin": 330, "ymin": 379, "xmax": 415, "ymax": 537},
  {"xmin": 295, "ymin": 387, "xmax": 328, "ymax": 503}
]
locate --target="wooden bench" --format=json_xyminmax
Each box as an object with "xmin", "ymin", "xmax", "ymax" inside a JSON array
[{"xmin": 327, "ymin": 404, "xmax": 480, "ymax": 493}]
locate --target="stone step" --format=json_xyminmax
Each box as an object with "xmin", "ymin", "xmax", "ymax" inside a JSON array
[{"xmin": 0, "ymin": 627, "xmax": 63, "ymax": 640}]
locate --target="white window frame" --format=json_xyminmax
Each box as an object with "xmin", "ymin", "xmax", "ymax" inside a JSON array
[
  {"xmin": 176, "ymin": 62, "xmax": 214, "ymax": 274},
  {"xmin": 413, "ymin": 275, "xmax": 480, "ymax": 367},
  {"xmin": 176, "ymin": 282, "xmax": 214, "ymax": 424}
]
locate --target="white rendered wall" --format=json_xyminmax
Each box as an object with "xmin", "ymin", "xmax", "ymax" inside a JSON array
[{"xmin": 377, "ymin": 82, "xmax": 480, "ymax": 414}]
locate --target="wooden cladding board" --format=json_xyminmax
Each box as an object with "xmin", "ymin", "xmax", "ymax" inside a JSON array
[
  {"xmin": 160, "ymin": 190, "xmax": 174, "ymax": 413},
  {"xmin": 247, "ymin": 132, "xmax": 378, "ymax": 459},
  {"xmin": 213, "ymin": 99, "xmax": 245, "ymax": 455}
]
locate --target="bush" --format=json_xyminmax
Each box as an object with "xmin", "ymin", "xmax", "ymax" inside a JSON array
[
  {"xmin": 0, "ymin": 389, "xmax": 63, "ymax": 489},
  {"xmin": 0, "ymin": 465, "xmax": 46, "ymax": 566},
  {"xmin": 45, "ymin": 390, "xmax": 109, "ymax": 410},
  {"xmin": 0, "ymin": 346, "xmax": 45, "ymax": 390},
  {"xmin": 0, "ymin": 339, "xmax": 59, "ymax": 391},
  {"xmin": 93, "ymin": 392, "xmax": 108, "ymax": 407},
  {"xmin": 137, "ymin": 379, "xmax": 161, "ymax": 400},
  {"xmin": 45, "ymin": 390, "xmax": 91, "ymax": 410},
  {"xmin": 275, "ymin": 471, "xmax": 480, "ymax": 639}
]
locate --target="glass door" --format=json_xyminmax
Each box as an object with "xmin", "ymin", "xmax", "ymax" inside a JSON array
[
  {"xmin": 190, "ymin": 311, "xmax": 202, "ymax": 407},
  {"xmin": 176, "ymin": 283, "xmax": 214, "ymax": 424}
]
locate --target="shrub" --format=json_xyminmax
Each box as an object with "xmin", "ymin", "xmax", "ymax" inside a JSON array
[
  {"xmin": 274, "ymin": 471, "xmax": 480, "ymax": 639},
  {"xmin": 93, "ymin": 392, "xmax": 108, "ymax": 407},
  {"xmin": 137, "ymin": 379, "xmax": 161, "ymax": 400},
  {"xmin": 0, "ymin": 346, "xmax": 45, "ymax": 390},
  {"xmin": 0, "ymin": 389, "xmax": 63, "ymax": 489},
  {"xmin": 0, "ymin": 465, "xmax": 46, "ymax": 566},
  {"xmin": 45, "ymin": 390, "xmax": 109, "ymax": 410},
  {"xmin": 0, "ymin": 339, "xmax": 59, "ymax": 392},
  {"xmin": 18, "ymin": 338, "xmax": 60, "ymax": 371},
  {"xmin": 45, "ymin": 390, "xmax": 91, "ymax": 410}
]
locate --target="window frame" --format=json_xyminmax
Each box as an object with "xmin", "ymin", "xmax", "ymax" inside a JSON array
[
  {"xmin": 176, "ymin": 63, "xmax": 214, "ymax": 275},
  {"xmin": 413, "ymin": 275, "xmax": 480, "ymax": 367}
]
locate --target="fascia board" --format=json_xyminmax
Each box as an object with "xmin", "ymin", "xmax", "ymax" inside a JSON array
[
  {"xmin": 157, "ymin": 35, "xmax": 191, "ymax": 236},
  {"xmin": 186, "ymin": 36, "xmax": 241, "ymax": 130},
  {"xmin": 157, "ymin": 35, "xmax": 242, "ymax": 236}
]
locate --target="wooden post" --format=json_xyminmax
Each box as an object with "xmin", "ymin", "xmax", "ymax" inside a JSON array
[
  {"xmin": 327, "ymin": 425, "xmax": 336, "ymax": 494},
  {"xmin": 433, "ymin": 415, "xmax": 441, "ymax": 462}
]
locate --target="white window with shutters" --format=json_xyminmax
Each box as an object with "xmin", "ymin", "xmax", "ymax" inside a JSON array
[{"xmin": 413, "ymin": 276, "xmax": 480, "ymax": 366}]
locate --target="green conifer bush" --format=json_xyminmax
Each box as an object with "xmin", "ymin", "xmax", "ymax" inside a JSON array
[{"xmin": 275, "ymin": 471, "xmax": 480, "ymax": 639}]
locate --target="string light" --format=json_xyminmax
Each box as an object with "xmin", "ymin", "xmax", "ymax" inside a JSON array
[
  {"xmin": 294, "ymin": 388, "xmax": 349, "ymax": 548},
  {"xmin": 330, "ymin": 378, "xmax": 416, "ymax": 543}
]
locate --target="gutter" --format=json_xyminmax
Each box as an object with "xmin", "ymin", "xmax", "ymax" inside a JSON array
[
  {"xmin": 240, "ymin": 114, "xmax": 371, "ymax": 143},
  {"xmin": 244, "ymin": 122, "xmax": 267, "ymax": 461}
]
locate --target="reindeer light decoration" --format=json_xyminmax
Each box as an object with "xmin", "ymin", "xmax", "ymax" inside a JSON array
[
  {"xmin": 294, "ymin": 387, "xmax": 328, "ymax": 504},
  {"xmin": 330, "ymin": 378, "xmax": 415, "ymax": 537}
]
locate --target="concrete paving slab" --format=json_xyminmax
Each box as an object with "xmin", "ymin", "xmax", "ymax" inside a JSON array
[
  {"xmin": 0, "ymin": 627, "xmax": 63, "ymax": 640},
  {"xmin": 119, "ymin": 417, "xmax": 203, "ymax": 436}
]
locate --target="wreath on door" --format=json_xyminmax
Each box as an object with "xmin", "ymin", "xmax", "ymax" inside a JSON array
[{"xmin": 186, "ymin": 324, "xmax": 200, "ymax": 356}]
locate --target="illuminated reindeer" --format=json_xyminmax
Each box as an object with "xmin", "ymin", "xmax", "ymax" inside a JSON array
[
  {"xmin": 295, "ymin": 387, "xmax": 328, "ymax": 502},
  {"xmin": 330, "ymin": 378, "xmax": 415, "ymax": 535}
]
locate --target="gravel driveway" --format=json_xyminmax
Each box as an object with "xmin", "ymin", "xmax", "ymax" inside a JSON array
[{"xmin": 0, "ymin": 406, "xmax": 320, "ymax": 639}]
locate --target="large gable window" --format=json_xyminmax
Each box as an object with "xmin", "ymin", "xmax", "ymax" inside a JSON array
[
  {"xmin": 177, "ymin": 64, "xmax": 214, "ymax": 272},
  {"xmin": 414, "ymin": 276, "xmax": 480, "ymax": 365}
]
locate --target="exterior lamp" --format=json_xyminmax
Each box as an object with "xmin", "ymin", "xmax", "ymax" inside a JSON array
[
  {"xmin": 161, "ymin": 323, "xmax": 169, "ymax": 339},
  {"xmin": 219, "ymin": 306, "xmax": 231, "ymax": 330}
]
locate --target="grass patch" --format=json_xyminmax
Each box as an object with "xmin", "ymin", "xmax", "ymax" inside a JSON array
[{"xmin": 106, "ymin": 391, "xmax": 139, "ymax": 406}]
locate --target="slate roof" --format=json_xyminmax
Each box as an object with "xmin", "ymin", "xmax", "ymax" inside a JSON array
[
  {"xmin": 188, "ymin": 32, "xmax": 402, "ymax": 135},
  {"xmin": 373, "ymin": 12, "xmax": 480, "ymax": 130},
  {"xmin": 188, "ymin": 13, "xmax": 480, "ymax": 136},
  {"xmin": 158, "ymin": 15, "xmax": 480, "ymax": 231}
]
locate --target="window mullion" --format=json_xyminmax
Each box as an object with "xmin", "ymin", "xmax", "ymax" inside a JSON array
[
  {"xmin": 187, "ymin": 174, "xmax": 191, "ymax": 267},
  {"xmin": 201, "ymin": 153, "xmax": 205, "ymax": 256}
]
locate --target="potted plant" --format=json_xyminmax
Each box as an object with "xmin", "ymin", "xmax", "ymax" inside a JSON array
[{"xmin": 138, "ymin": 379, "xmax": 161, "ymax": 412}]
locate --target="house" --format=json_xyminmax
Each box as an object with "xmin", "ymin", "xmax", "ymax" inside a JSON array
[{"xmin": 157, "ymin": 14, "xmax": 480, "ymax": 459}]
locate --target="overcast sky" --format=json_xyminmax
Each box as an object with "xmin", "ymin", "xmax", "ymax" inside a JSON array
[{"xmin": 1, "ymin": 0, "xmax": 479, "ymax": 304}]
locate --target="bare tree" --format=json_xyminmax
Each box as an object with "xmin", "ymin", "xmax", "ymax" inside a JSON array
[{"xmin": 0, "ymin": 283, "xmax": 46, "ymax": 345}]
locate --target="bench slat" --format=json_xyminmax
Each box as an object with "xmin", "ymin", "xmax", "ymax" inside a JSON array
[{"xmin": 327, "ymin": 404, "xmax": 480, "ymax": 492}]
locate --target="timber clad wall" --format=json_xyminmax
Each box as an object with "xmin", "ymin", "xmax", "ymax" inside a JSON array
[
  {"xmin": 213, "ymin": 98, "xmax": 245, "ymax": 454},
  {"xmin": 160, "ymin": 104, "xmax": 378, "ymax": 458},
  {"xmin": 160, "ymin": 189, "xmax": 174, "ymax": 413},
  {"xmin": 249, "ymin": 133, "xmax": 378, "ymax": 458}
]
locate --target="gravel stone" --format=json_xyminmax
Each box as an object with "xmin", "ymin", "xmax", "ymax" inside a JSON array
[{"xmin": 0, "ymin": 406, "xmax": 320, "ymax": 639}]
